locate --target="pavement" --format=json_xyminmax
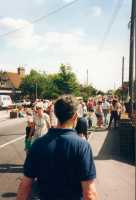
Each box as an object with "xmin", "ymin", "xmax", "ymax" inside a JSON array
[
  {"xmin": 89, "ymin": 129, "xmax": 135, "ymax": 200},
  {"xmin": 0, "ymin": 116, "xmax": 135, "ymax": 200}
]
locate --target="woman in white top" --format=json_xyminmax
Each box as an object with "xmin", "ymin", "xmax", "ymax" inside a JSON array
[{"xmin": 32, "ymin": 106, "xmax": 51, "ymax": 142}]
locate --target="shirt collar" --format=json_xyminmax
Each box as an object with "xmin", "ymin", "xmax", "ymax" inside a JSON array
[{"xmin": 48, "ymin": 128, "xmax": 76, "ymax": 135}]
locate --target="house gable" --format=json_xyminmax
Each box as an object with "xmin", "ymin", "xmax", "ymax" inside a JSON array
[{"xmin": 6, "ymin": 72, "xmax": 22, "ymax": 89}]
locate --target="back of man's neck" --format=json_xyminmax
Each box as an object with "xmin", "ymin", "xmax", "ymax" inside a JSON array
[{"xmin": 57, "ymin": 123, "xmax": 73, "ymax": 129}]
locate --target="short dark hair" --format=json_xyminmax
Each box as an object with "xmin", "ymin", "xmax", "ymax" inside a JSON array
[{"xmin": 54, "ymin": 95, "xmax": 79, "ymax": 124}]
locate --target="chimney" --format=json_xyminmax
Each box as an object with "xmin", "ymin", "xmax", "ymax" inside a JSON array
[{"xmin": 17, "ymin": 66, "xmax": 25, "ymax": 78}]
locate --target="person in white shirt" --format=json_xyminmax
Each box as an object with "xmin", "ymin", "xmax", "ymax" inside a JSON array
[
  {"xmin": 32, "ymin": 106, "xmax": 51, "ymax": 142},
  {"xmin": 102, "ymin": 99, "xmax": 110, "ymax": 125}
]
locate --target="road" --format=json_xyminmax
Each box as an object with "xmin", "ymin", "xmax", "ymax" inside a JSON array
[
  {"xmin": 0, "ymin": 112, "xmax": 135, "ymax": 200},
  {"xmin": 0, "ymin": 110, "xmax": 10, "ymax": 123},
  {"xmin": 0, "ymin": 113, "xmax": 26, "ymax": 200}
]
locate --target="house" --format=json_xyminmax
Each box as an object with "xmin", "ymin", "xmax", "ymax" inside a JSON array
[{"xmin": 0, "ymin": 67, "xmax": 25, "ymax": 96}]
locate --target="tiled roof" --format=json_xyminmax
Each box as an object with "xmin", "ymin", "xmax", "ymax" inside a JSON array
[{"xmin": 6, "ymin": 72, "xmax": 22, "ymax": 89}]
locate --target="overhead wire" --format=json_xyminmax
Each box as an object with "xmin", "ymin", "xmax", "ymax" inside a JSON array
[
  {"xmin": 0, "ymin": 0, "xmax": 127, "ymax": 51},
  {"xmin": 0, "ymin": 0, "xmax": 80, "ymax": 38},
  {"xmin": 98, "ymin": 0, "xmax": 125, "ymax": 52}
]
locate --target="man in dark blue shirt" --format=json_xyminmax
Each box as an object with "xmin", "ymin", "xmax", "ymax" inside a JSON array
[{"xmin": 17, "ymin": 95, "xmax": 97, "ymax": 200}]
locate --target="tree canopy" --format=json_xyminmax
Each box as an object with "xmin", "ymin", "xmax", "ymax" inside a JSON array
[{"xmin": 20, "ymin": 65, "xmax": 97, "ymax": 100}]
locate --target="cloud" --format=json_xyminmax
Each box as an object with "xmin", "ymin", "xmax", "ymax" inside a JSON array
[
  {"xmin": 0, "ymin": 18, "xmax": 42, "ymax": 49},
  {"xmin": 0, "ymin": 17, "xmax": 33, "ymax": 32},
  {"xmin": 0, "ymin": 17, "xmax": 129, "ymax": 91},
  {"xmin": 0, "ymin": 17, "xmax": 96, "ymax": 53},
  {"xmin": 91, "ymin": 6, "xmax": 102, "ymax": 17}
]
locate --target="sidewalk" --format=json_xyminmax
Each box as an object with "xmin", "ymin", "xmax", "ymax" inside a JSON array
[{"xmin": 89, "ymin": 129, "xmax": 135, "ymax": 200}]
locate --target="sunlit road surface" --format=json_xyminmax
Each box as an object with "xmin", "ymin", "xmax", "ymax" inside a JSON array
[
  {"xmin": 0, "ymin": 117, "xmax": 26, "ymax": 200},
  {"xmin": 0, "ymin": 110, "xmax": 10, "ymax": 123},
  {"xmin": 89, "ymin": 130, "xmax": 135, "ymax": 200},
  {"xmin": 0, "ymin": 117, "xmax": 135, "ymax": 200}
]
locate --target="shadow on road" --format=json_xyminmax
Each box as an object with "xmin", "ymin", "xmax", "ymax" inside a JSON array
[
  {"xmin": 1, "ymin": 192, "xmax": 17, "ymax": 198},
  {"xmin": 94, "ymin": 129, "xmax": 134, "ymax": 165},
  {"xmin": 0, "ymin": 164, "xmax": 23, "ymax": 173},
  {"xmin": 0, "ymin": 133, "xmax": 24, "ymax": 137}
]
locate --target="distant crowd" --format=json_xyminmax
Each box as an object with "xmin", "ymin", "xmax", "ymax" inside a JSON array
[{"xmin": 18, "ymin": 95, "xmax": 125, "ymax": 155}]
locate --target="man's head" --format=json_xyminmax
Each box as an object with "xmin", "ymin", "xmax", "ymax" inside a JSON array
[{"xmin": 54, "ymin": 95, "xmax": 79, "ymax": 126}]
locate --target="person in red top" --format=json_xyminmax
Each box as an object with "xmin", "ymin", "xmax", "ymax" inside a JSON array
[{"xmin": 87, "ymin": 98, "xmax": 95, "ymax": 112}]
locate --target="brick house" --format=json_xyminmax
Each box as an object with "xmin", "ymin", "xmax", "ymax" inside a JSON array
[{"xmin": 0, "ymin": 67, "xmax": 25, "ymax": 97}]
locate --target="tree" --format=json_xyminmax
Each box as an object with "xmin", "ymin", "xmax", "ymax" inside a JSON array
[
  {"xmin": 114, "ymin": 82, "xmax": 129, "ymax": 101},
  {"xmin": 20, "ymin": 65, "xmax": 99, "ymax": 100},
  {"xmin": 20, "ymin": 70, "xmax": 46, "ymax": 100},
  {"xmin": 96, "ymin": 90, "xmax": 105, "ymax": 96},
  {"xmin": 54, "ymin": 64, "xmax": 80, "ymax": 96},
  {"xmin": 79, "ymin": 84, "xmax": 97, "ymax": 101},
  {"xmin": 42, "ymin": 74, "xmax": 61, "ymax": 99}
]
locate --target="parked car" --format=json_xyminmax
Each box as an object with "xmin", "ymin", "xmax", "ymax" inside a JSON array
[
  {"xmin": 0, "ymin": 95, "xmax": 13, "ymax": 109},
  {"xmin": 15, "ymin": 99, "xmax": 31, "ymax": 107}
]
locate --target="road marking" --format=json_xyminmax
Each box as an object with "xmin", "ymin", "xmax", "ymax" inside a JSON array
[{"xmin": 0, "ymin": 135, "xmax": 25, "ymax": 149}]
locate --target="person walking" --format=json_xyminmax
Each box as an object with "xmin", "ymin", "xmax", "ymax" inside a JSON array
[
  {"xmin": 95, "ymin": 101, "xmax": 104, "ymax": 128},
  {"xmin": 108, "ymin": 98, "xmax": 122, "ymax": 129},
  {"xmin": 32, "ymin": 105, "xmax": 51, "ymax": 142},
  {"xmin": 17, "ymin": 95, "xmax": 97, "ymax": 200},
  {"xmin": 87, "ymin": 98, "xmax": 95, "ymax": 112},
  {"xmin": 102, "ymin": 99, "xmax": 110, "ymax": 126}
]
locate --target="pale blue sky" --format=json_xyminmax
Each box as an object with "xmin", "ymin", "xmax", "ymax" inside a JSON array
[{"xmin": 0, "ymin": 0, "xmax": 132, "ymax": 91}]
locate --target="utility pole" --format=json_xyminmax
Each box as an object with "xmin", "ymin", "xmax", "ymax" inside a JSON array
[
  {"xmin": 129, "ymin": 0, "xmax": 135, "ymax": 115},
  {"xmin": 134, "ymin": 0, "xmax": 136, "ymax": 103},
  {"xmin": 122, "ymin": 56, "xmax": 125, "ymax": 102},
  {"xmin": 35, "ymin": 82, "xmax": 37, "ymax": 100},
  {"xmin": 86, "ymin": 69, "xmax": 88, "ymax": 86}
]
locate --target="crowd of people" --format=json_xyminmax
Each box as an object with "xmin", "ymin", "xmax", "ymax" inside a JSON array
[
  {"xmin": 23, "ymin": 95, "xmax": 125, "ymax": 155},
  {"xmin": 16, "ymin": 94, "xmax": 127, "ymax": 200}
]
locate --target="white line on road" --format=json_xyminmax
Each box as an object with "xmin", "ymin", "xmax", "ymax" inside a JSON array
[{"xmin": 0, "ymin": 135, "xmax": 25, "ymax": 149}]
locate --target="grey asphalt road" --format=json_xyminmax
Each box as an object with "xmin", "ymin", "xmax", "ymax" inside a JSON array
[
  {"xmin": 0, "ymin": 118, "xmax": 135, "ymax": 200},
  {"xmin": 0, "ymin": 118, "xmax": 26, "ymax": 200}
]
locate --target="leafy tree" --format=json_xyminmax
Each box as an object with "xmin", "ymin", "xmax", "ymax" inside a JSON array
[
  {"xmin": 20, "ymin": 65, "xmax": 99, "ymax": 100},
  {"xmin": 20, "ymin": 70, "xmax": 46, "ymax": 100},
  {"xmin": 79, "ymin": 84, "xmax": 97, "ymax": 101},
  {"xmin": 114, "ymin": 82, "xmax": 129, "ymax": 101},
  {"xmin": 42, "ymin": 74, "xmax": 61, "ymax": 99},
  {"xmin": 54, "ymin": 64, "xmax": 80, "ymax": 96},
  {"xmin": 96, "ymin": 90, "xmax": 105, "ymax": 96}
]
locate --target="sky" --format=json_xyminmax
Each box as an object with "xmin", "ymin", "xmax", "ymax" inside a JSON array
[{"xmin": 0, "ymin": 0, "xmax": 132, "ymax": 91}]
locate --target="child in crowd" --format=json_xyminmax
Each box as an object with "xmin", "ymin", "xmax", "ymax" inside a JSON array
[{"xmin": 25, "ymin": 116, "xmax": 35, "ymax": 155}]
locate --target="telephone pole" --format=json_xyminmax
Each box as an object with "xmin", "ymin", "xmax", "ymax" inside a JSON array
[
  {"xmin": 86, "ymin": 69, "xmax": 88, "ymax": 86},
  {"xmin": 122, "ymin": 56, "xmax": 125, "ymax": 102},
  {"xmin": 128, "ymin": 0, "xmax": 135, "ymax": 114},
  {"xmin": 35, "ymin": 82, "xmax": 37, "ymax": 100},
  {"xmin": 134, "ymin": 0, "xmax": 136, "ymax": 102}
]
